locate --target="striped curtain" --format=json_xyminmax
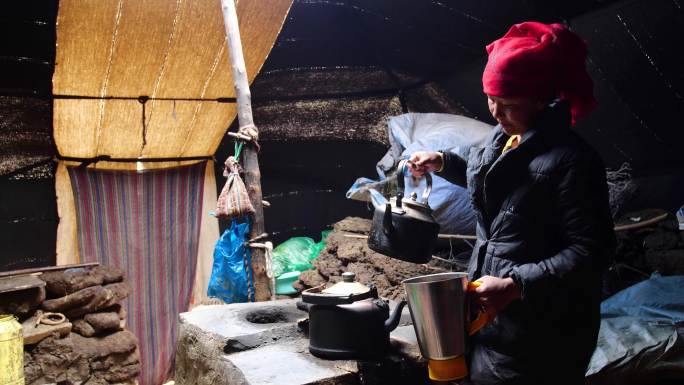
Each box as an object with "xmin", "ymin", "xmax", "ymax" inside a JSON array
[{"xmin": 68, "ymin": 162, "xmax": 206, "ymax": 385}]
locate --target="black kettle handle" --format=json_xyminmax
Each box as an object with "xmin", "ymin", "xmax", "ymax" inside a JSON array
[
  {"xmin": 397, "ymin": 159, "xmax": 432, "ymax": 204},
  {"xmin": 383, "ymin": 203, "xmax": 394, "ymax": 235}
]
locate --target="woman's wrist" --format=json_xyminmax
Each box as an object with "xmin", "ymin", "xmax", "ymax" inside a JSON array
[{"xmin": 504, "ymin": 277, "xmax": 522, "ymax": 300}]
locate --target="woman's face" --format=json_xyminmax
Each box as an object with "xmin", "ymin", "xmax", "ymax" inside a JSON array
[{"xmin": 487, "ymin": 95, "xmax": 545, "ymax": 136}]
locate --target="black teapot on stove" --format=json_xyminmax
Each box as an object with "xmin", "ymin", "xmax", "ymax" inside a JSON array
[{"xmin": 297, "ymin": 272, "xmax": 406, "ymax": 359}]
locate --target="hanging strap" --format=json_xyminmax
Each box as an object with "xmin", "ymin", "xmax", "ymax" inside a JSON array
[{"xmin": 234, "ymin": 141, "xmax": 244, "ymax": 161}]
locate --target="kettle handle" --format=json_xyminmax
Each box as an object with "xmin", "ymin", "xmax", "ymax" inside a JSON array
[
  {"xmin": 397, "ymin": 159, "xmax": 432, "ymax": 204},
  {"xmin": 466, "ymin": 281, "xmax": 495, "ymax": 335},
  {"xmin": 383, "ymin": 203, "xmax": 394, "ymax": 235}
]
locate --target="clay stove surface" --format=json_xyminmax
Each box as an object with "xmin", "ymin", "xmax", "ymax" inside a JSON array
[{"xmin": 175, "ymin": 299, "xmax": 424, "ymax": 385}]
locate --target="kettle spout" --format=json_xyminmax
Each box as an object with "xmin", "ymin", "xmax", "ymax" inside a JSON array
[
  {"xmin": 296, "ymin": 301, "xmax": 311, "ymax": 313},
  {"xmin": 384, "ymin": 300, "xmax": 407, "ymax": 332}
]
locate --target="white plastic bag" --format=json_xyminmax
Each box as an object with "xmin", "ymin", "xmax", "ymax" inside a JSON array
[{"xmin": 349, "ymin": 113, "xmax": 493, "ymax": 234}]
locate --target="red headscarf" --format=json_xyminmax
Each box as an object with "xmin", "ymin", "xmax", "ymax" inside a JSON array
[{"xmin": 482, "ymin": 21, "xmax": 597, "ymax": 125}]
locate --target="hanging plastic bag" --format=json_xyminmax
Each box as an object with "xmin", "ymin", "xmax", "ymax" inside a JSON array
[
  {"xmin": 369, "ymin": 189, "xmax": 389, "ymax": 209},
  {"xmin": 216, "ymin": 153, "xmax": 255, "ymax": 220},
  {"xmin": 207, "ymin": 219, "xmax": 254, "ymax": 303},
  {"xmin": 272, "ymin": 231, "xmax": 331, "ymax": 278}
]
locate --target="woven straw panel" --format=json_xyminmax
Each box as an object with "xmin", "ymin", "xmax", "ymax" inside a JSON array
[{"xmin": 53, "ymin": 0, "xmax": 292, "ymax": 170}]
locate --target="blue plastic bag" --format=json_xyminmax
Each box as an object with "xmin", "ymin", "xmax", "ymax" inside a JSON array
[
  {"xmin": 586, "ymin": 274, "xmax": 684, "ymax": 381},
  {"xmin": 600, "ymin": 273, "xmax": 684, "ymax": 323},
  {"xmin": 208, "ymin": 219, "xmax": 254, "ymax": 303}
]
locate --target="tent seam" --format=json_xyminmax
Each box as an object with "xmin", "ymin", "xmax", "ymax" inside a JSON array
[
  {"xmin": 142, "ymin": 0, "xmax": 184, "ymax": 157},
  {"xmin": 179, "ymin": 41, "xmax": 226, "ymax": 156},
  {"xmin": 96, "ymin": 0, "xmax": 124, "ymax": 157}
]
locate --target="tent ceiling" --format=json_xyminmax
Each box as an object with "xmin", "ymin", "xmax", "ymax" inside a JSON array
[
  {"xmin": 263, "ymin": 0, "xmax": 620, "ymax": 79},
  {"xmin": 249, "ymin": 0, "xmax": 683, "ymax": 172},
  {"xmin": 51, "ymin": 0, "xmax": 291, "ymax": 168},
  {"xmin": 1, "ymin": 0, "xmax": 682, "ymax": 174}
]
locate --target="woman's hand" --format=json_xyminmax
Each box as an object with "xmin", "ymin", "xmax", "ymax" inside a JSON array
[
  {"xmin": 408, "ymin": 151, "xmax": 443, "ymax": 177},
  {"xmin": 471, "ymin": 276, "xmax": 521, "ymax": 315}
]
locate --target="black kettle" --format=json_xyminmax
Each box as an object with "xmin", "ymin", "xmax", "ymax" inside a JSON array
[
  {"xmin": 368, "ymin": 160, "xmax": 440, "ymax": 263},
  {"xmin": 297, "ymin": 272, "xmax": 407, "ymax": 359}
]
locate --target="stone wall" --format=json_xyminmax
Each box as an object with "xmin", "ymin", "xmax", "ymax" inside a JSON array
[{"xmin": 10, "ymin": 266, "xmax": 141, "ymax": 385}]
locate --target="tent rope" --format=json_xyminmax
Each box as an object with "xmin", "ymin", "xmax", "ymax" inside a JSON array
[
  {"xmin": 57, "ymin": 154, "xmax": 213, "ymax": 168},
  {"xmin": 51, "ymin": 94, "xmax": 238, "ymax": 103},
  {"xmin": 229, "ymin": 124, "xmax": 261, "ymax": 152},
  {"xmin": 138, "ymin": 96, "xmax": 150, "ymax": 148}
]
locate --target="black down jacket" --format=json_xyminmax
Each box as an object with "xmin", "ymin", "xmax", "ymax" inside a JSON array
[{"xmin": 437, "ymin": 101, "xmax": 616, "ymax": 385}]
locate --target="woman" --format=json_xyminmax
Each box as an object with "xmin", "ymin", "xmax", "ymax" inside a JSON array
[{"xmin": 409, "ymin": 22, "xmax": 616, "ymax": 385}]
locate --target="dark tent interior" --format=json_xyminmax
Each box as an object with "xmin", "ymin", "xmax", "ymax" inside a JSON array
[
  {"xmin": 3, "ymin": 2, "xmax": 684, "ymax": 385},
  {"xmin": 1, "ymin": 0, "xmax": 683, "ymax": 271}
]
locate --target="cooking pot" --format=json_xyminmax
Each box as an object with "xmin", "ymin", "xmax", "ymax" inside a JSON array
[
  {"xmin": 297, "ymin": 272, "xmax": 406, "ymax": 359},
  {"xmin": 368, "ymin": 160, "xmax": 440, "ymax": 263}
]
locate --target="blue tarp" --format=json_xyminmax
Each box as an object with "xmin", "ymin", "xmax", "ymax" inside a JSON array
[{"xmin": 587, "ymin": 274, "xmax": 684, "ymax": 384}]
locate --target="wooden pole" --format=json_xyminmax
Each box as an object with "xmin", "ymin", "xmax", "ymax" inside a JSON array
[
  {"xmin": 220, "ymin": 0, "xmax": 271, "ymax": 301},
  {"xmin": 613, "ymin": 212, "xmax": 668, "ymax": 232}
]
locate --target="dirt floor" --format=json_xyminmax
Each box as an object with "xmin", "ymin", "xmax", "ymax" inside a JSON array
[{"xmin": 294, "ymin": 217, "xmax": 448, "ymax": 300}]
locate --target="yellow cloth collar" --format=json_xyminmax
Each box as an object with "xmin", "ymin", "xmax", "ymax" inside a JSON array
[{"xmin": 502, "ymin": 134, "xmax": 521, "ymax": 154}]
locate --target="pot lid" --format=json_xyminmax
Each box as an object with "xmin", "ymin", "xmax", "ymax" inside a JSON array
[
  {"xmin": 322, "ymin": 272, "xmax": 370, "ymax": 296},
  {"xmin": 401, "ymin": 194, "xmax": 432, "ymax": 212}
]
